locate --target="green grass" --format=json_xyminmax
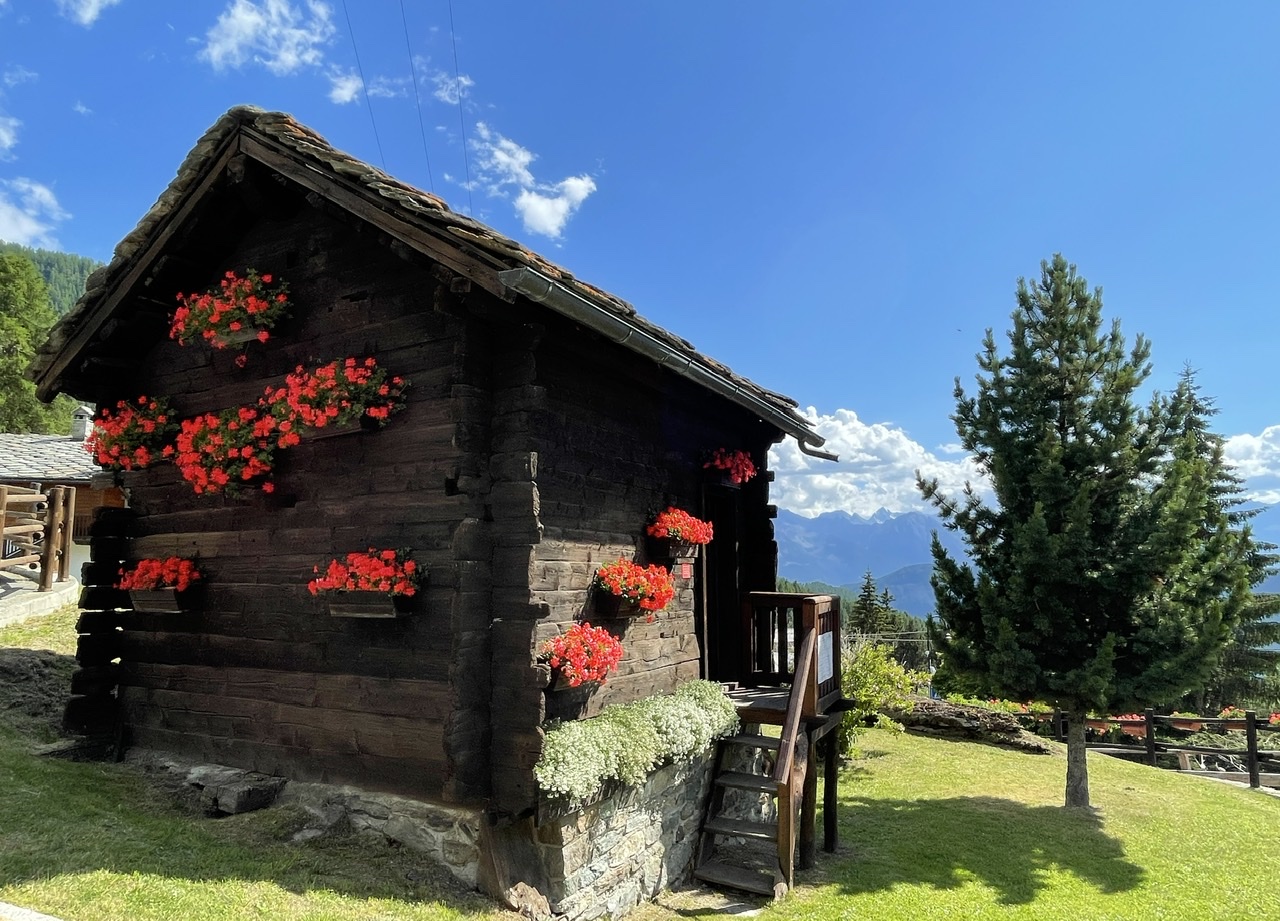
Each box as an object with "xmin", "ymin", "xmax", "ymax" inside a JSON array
[
  {"xmin": 5, "ymin": 607, "xmax": 1278, "ymax": 920},
  {"xmin": 0, "ymin": 602, "xmax": 79, "ymax": 655},
  {"xmin": 644, "ymin": 730, "xmax": 1280, "ymax": 921}
]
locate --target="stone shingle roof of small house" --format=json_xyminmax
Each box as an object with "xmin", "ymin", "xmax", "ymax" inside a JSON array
[
  {"xmin": 0, "ymin": 433, "xmax": 97, "ymax": 483},
  {"xmin": 28, "ymin": 106, "xmax": 826, "ymax": 452}
]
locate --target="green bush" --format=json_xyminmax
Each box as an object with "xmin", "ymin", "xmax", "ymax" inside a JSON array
[
  {"xmin": 837, "ymin": 642, "xmax": 927, "ymax": 755},
  {"xmin": 535, "ymin": 679, "xmax": 740, "ymax": 804}
]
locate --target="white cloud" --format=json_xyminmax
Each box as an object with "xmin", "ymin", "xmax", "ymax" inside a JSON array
[
  {"xmin": 514, "ymin": 176, "xmax": 596, "ymax": 238},
  {"xmin": 73, "ymin": 101, "xmax": 92, "ymax": 115},
  {"xmin": 1225, "ymin": 425, "xmax": 1280, "ymax": 506},
  {"xmin": 3, "ymin": 65, "xmax": 36, "ymax": 87},
  {"xmin": 431, "ymin": 72, "xmax": 473, "ymax": 105},
  {"xmin": 56, "ymin": 0, "xmax": 121, "ymax": 26},
  {"xmin": 327, "ymin": 69, "xmax": 361, "ymax": 104},
  {"xmin": 0, "ymin": 178, "xmax": 69, "ymax": 248},
  {"xmin": 468, "ymin": 122, "xmax": 596, "ymax": 238},
  {"xmin": 200, "ymin": 0, "xmax": 335, "ymax": 75},
  {"xmin": 769, "ymin": 407, "xmax": 985, "ymax": 518},
  {"xmin": 0, "ymin": 115, "xmax": 18, "ymax": 155}
]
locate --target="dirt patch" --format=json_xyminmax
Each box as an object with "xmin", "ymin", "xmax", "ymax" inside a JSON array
[{"xmin": 0, "ymin": 647, "xmax": 75, "ymax": 744}]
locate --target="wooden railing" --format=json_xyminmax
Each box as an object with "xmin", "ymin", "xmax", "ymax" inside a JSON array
[
  {"xmin": 1, "ymin": 484, "xmax": 75, "ymax": 590},
  {"xmin": 741, "ymin": 592, "xmax": 842, "ymax": 712},
  {"xmin": 772, "ymin": 627, "xmax": 816, "ymax": 893}
]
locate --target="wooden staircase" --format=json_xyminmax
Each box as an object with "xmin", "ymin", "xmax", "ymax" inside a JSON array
[{"xmin": 693, "ymin": 593, "xmax": 843, "ymax": 899}]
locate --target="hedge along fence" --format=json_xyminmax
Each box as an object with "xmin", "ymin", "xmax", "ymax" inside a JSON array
[{"xmin": 1034, "ymin": 709, "xmax": 1280, "ymax": 789}]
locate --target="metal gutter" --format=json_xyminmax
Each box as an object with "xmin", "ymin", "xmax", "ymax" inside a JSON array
[{"xmin": 498, "ymin": 267, "xmax": 838, "ymax": 461}]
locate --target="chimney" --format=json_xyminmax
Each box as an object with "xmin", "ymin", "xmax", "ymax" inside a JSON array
[{"xmin": 70, "ymin": 405, "xmax": 94, "ymax": 442}]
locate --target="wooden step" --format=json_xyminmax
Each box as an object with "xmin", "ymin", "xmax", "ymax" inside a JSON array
[
  {"xmin": 693, "ymin": 858, "xmax": 777, "ymax": 897},
  {"xmin": 724, "ymin": 733, "xmax": 780, "ymax": 751},
  {"xmin": 716, "ymin": 771, "xmax": 777, "ymax": 794},
  {"xmin": 702, "ymin": 816, "xmax": 777, "ymax": 841}
]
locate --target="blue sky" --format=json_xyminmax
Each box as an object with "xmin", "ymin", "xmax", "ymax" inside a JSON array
[{"xmin": 2, "ymin": 1, "xmax": 1278, "ymax": 526}]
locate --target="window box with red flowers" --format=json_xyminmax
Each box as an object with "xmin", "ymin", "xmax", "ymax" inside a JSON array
[
  {"xmin": 117, "ymin": 557, "xmax": 202, "ymax": 613},
  {"xmin": 645, "ymin": 506, "xmax": 713, "ymax": 562},
  {"xmin": 703, "ymin": 447, "xmax": 757, "ymax": 486},
  {"xmin": 170, "ymin": 269, "xmax": 290, "ymax": 350},
  {"xmin": 173, "ymin": 406, "xmax": 280, "ymax": 496},
  {"xmin": 86, "ymin": 395, "xmax": 178, "ymax": 472},
  {"xmin": 593, "ymin": 559, "xmax": 676, "ymax": 621},
  {"xmin": 540, "ymin": 622, "xmax": 625, "ymax": 688},
  {"xmin": 308, "ymin": 548, "xmax": 422, "ymax": 618},
  {"xmin": 263, "ymin": 357, "xmax": 408, "ymax": 442}
]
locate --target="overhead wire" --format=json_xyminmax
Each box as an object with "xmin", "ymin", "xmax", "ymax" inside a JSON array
[
  {"xmin": 340, "ymin": 0, "xmax": 387, "ymax": 172},
  {"xmin": 398, "ymin": 0, "xmax": 435, "ymax": 192},
  {"xmin": 447, "ymin": 0, "xmax": 474, "ymax": 216}
]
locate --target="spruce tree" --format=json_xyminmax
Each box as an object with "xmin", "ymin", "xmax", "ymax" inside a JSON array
[
  {"xmin": 0, "ymin": 252, "xmax": 79, "ymax": 433},
  {"xmin": 918, "ymin": 255, "xmax": 1256, "ymax": 808}
]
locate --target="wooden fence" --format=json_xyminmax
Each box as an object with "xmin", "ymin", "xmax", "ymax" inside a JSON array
[
  {"xmin": 1, "ymin": 484, "xmax": 75, "ymax": 590},
  {"xmin": 1038, "ymin": 709, "xmax": 1279, "ymax": 789}
]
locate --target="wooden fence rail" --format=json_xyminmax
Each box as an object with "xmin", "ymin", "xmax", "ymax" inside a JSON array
[
  {"xmin": 1, "ymin": 484, "xmax": 75, "ymax": 590},
  {"xmin": 1037, "ymin": 709, "xmax": 1278, "ymax": 789}
]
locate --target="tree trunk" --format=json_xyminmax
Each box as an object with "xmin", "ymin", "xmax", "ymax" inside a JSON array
[{"xmin": 1064, "ymin": 708, "xmax": 1091, "ymax": 808}]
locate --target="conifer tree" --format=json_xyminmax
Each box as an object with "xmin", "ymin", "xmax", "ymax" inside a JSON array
[
  {"xmin": 918, "ymin": 255, "xmax": 1256, "ymax": 808},
  {"xmin": 0, "ymin": 252, "xmax": 78, "ymax": 433}
]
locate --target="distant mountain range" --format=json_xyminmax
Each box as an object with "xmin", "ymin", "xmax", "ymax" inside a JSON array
[{"xmin": 776, "ymin": 505, "xmax": 1280, "ymax": 618}]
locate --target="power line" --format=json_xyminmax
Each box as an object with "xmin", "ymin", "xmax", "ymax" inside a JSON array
[
  {"xmin": 398, "ymin": 0, "xmax": 434, "ymax": 193},
  {"xmin": 340, "ymin": 0, "xmax": 386, "ymax": 172},
  {"xmin": 447, "ymin": 0, "xmax": 474, "ymax": 216}
]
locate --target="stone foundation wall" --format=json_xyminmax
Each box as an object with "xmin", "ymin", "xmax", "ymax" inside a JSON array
[{"xmin": 529, "ymin": 748, "xmax": 715, "ymax": 920}]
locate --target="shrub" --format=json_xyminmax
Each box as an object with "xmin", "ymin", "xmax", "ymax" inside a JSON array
[
  {"xmin": 535, "ymin": 679, "xmax": 739, "ymax": 804},
  {"xmin": 837, "ymin": 641, "xmax": 927, "ymax": 756}
]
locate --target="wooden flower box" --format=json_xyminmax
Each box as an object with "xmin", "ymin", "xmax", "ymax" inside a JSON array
[
  {"xmin": 324, "ymin": 591, "xmax": 413, "ymax": 619},
  {"xmin": 129, "ymin": 589, "xmax": 186, "ymax": 613}
]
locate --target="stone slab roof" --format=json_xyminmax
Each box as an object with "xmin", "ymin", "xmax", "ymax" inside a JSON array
[
  {"xmin": 28, "ymin": 105, "xmax": 824, "ymax": 451},
  {"xmin": 0, "ymin": 433, "xmax": 97, "ymax": 483}
]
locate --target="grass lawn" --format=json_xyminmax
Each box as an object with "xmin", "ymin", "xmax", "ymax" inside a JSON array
[{"xmin": 4, "ymin": 608, "xmax": 1279, "ymax": 920}]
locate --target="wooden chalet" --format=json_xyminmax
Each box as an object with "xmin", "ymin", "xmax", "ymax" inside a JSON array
[{"xmin": 28, "ymin": 106, "xmax": 844, "ymax": 906}]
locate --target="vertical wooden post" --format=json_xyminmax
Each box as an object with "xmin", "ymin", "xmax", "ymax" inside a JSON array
[
  {"xmin": 823, "ymin": 728, "xmax": 838, "ymax": 853},
  {"xmin": 0, "ymin": 485, "xmax": 8, "ymax": 558},
  {"xmin": 1144, "ymin": 708, "xmax": 1157, "ymax": 766},
  {"xmin": 58, "ymin": 486, "xmax": 76, "ymax": 583},
  {"xmin": 39, "ymin": 486, "xmax": 67, "ymax": 592},
  {"xmin": 799, "ymin": 729, "xmax": 817, "ymax": 869},
  {"xmin": 1245, "ymin": 710, "xmax": 1260, "ymax": 789}
]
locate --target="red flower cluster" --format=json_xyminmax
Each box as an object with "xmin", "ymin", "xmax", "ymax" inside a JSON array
[
  {"xmin": 646, "ymin": 507, "xmax": 714, "ymax": 545},
  {"xmin": 262, "ymin": 357, "xmax": 408, "ymax": 433},
  {"xmin": 172, "ymin": 406, "xmax": 279, "ymax": 495},
  {"xmin": 308, "ymin": 548, "xmax": 420, "ymax": 596},
  {"xmin": 117, "ymin": 557, "xmax": 202, "ymax": 592},
  {"xmin": 1218, "ymin": 706, "xmax": 1247, "ymax": 720},
  {"xmin": 170, "ymin": 269, "xmax": 290, "ymax": 349},
  {"xmin": 595, "ymin": 558, "xmax": 676, "ymax": 614},
  {"xmin": 86, "ymin": 395, "xmax": 177, "ymax": 471},
  {"xmin": 1270, "ymin": 712, "xmax": 1280, "ymax": 727},
  {"xmin": 540, "ymin": 622, "xmax": 625, "ymax": 687},
  {"xmin": 704, "ymin": 447, "xmax": 757, "ymax": 484}
]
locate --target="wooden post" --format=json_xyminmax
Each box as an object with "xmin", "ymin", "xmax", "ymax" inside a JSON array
[
  {"xmin": 58, "ymin": 486, "xmax": 76, "ymax": 583},
  {"xmin": 823, "ymin": 727, "xmax": 838, "ymax": 853},
  {"xmin": 39, "ymin": 486, "xmax": 67, "ymax": 592},
  {"xmin": 799, "ymin": 728, "xmax": 817, "ymax": 869},
  {"xmin": 1144, "ymin": 708, "xmax": 1157, "ymax": 766},
  {"xmin": 1245, "ymin": 710, "xmax": 1260, "ymax": 789}
]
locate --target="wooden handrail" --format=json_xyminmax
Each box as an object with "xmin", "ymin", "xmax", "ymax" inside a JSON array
[{"xmin": 773, "ymin": 628, "xmax": 816, "ymax": 785}]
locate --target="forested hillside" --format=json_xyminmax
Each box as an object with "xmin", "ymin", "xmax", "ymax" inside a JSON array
[{"xmin": 0, "ymin": 242, "xmax": 99, "ymax": 315}]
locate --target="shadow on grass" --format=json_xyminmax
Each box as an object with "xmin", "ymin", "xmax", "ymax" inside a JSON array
[{"xmin": 825, "ymin": 795, "xmax": 1145, "ymax": 905}]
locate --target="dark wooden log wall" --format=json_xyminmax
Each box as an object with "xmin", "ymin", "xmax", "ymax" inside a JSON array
[
  {"xmin": 484, "ymin": 314, "xmax": 783, "ymax": 817},
  {"xmin": 91, "ymin": 198, "xmax": 492, "ymax": 803}
]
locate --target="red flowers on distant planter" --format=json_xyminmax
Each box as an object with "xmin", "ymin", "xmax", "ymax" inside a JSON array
[
  {"xmin": 540, "ymin": 622, "xmax": 625, "ymax": 687},
  {"xmin": 704, "ymin": 447, "xmax": 756, "ymax": 485},
  {"xmin": 263, "ymin": 357, "xmax": 408, "ymax": 435},
  {"xmin": 1218, "ymin": 706, "xmax": 1247, "ymax": 720},
  {"xmin": 172, "ymin": 406, "xmax": 280, "ymax": 495},
  {"xmin": 86, "ymin": 395, "xmax": 177, "ymax": 471},
  {"xmin": 171, "ymin": 269, "xmax": 290, "ymax": 349},
  {"xmin": 116, "ymin": 557, "xmax": 202, "ymax": 592},
  {"xmin": 646, "ymin": 507, "xmax": 714, "ymax": 545},
  {"xmin": 594, "ymin": 559, "xmax": 676, "ymax": 617},
  {"xmin": 308, "ymin": 548, "xmax": 421, "ymax": 597}
]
